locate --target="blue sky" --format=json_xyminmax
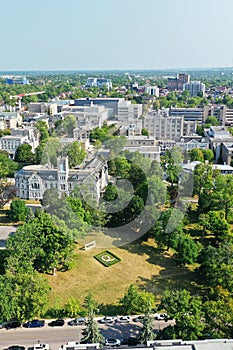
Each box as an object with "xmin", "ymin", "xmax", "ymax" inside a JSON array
[{"xmin": 2, "ymin": 0, "xmax": 233, "ymax": 70}]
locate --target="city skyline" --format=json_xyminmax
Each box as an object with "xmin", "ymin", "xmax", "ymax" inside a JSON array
[{"xmin": 2, "ymin": 0, "xmax": 233, "ymax": 70}]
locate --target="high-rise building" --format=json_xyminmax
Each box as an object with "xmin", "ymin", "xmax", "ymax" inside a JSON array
[
  {"xmin": 144, "ymin": 86, "xmax": 159, "ymax": 96},
  {"xmin": 167, "ymin": 73, "xmax": 190, "ymax": 91},
  {"xmin": 183, "ymin": 81, "xmax": 205, "ymax": 97}
]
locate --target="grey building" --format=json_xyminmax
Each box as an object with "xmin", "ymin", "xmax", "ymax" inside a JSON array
[
  {"xmin": 15, "ymin": 156, "xmax": 108, "ymax": 202},
  {"xmin": 74, "ymin": 98, "xmax": 125, "ymax": 115}
]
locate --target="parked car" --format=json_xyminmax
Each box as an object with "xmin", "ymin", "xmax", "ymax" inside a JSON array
[
  {"xmin": 116, "ymin": 316, "xmax": 130, "ymax": 323},
  {"xmin": 154, "ymin": 313, "xmax": 169, "ymax": 320},
  {"xmin": 133, "ymin": 315, "xmax": 144, "ymax": 322},
  {"xmin": 48, "ymin": 319, "xmax": 65, "ymax": 327},
  {"xmin": 33, "ymin": 344, "xmax": 49, "ymax": 350},
  {"xmin": 7, "ymin": 346, "xmax": 25, "ymax": 350},
  {"xmin": 24, "ymin": 319, "xmax": 45, "ymax": 328},
  {"xmin": 68, "ymin": 318, "xmax": 86, "ymax": 326},
  {"xmin": 105, "ymin": 338, "xmax": 121, "ymax": 347},
  {"xmin": 122, "ymin": 337, "xmax": 140, "ymax": 346},
  {"xmin": 98, "ymin": 316, "xmax": 115, "ymax": 324},
  {"xmin": 0, "ymin": 320, "xmax": 21, "ymax": 330}
]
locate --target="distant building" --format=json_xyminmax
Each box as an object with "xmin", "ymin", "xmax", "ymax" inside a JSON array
[
  {"xmin": 0, "ymin": 112, "xmax": 22, "ymax": 129},
  {"xmin": 123, "ymin": 145, "xmax": 160, "ymax": 161},
  {"xmin": 144, "ymin": 85, "xmax": 159, "ymax": 96},
  {"xmin": 176, "ymin": 136, "xmax": 209, "ymax": 152},
  {"xmin": 143, "ymin": 111, "xmax": 197, "ymax": 140},
  {"xmin": 126, "ymin": 135, "xmax": 156, "ymax": 147},
  {"xmin": 183, "ymin": 81, "xmax": 205, "ymax": 97},
  {"xmin": 0, "ymin": 127, "xmax": 39, "ymax": 158},
  {"xmin": 6, "ymin": 77, "xmax": 29, "ymax": 85},
  {"xmin": 169, "ymin": 107, "xmax": 204, "ymax": 126},
  {"xmin": 60, "ymin": 105, "xmax": 112, "ymax": 128},
  {"xmin": 144, "ymin": 112, "xmax": 183, "ymax": 141},
  {"xmin": 85, "ymin": 78, "xmax": 112, "ymax": 90},
  {"xmin": 74, "ymin": 98, "xmax": 124, "ymax": 115},
  {"xmin": 221, "ymin": 142, "xmax": 233, "ymax": 165},
  {"xmin": 167, "ymin": 73, "xmax": 190, "ymax": 91},
  {"xmin": 205, "ymin": 126, "xmax": 233, "ymax": 161},
  {"xmin": 28, "ymin": 103, "xmax": 58, "ymax": 116},
  {"xmin": 117, "ymin": 101, "xmax": 143, "ymax": 122},
  {"xmin": 182, "ymin": 161, "xmax": 233, "ymax": 175}
]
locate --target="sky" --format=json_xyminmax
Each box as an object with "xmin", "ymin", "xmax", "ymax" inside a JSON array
[{"xmin": 1, "ymin": 0, "xmax": 233, "ymax": 70}]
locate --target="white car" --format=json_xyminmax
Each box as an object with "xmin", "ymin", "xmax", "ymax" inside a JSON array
[
  {"xmin": 105, "ymin": 338, "xmax": 121, "ymax": 347},
  {"xmin": 33, "ymin": 344, "xmax": 49, "ymax": 350},
  {"xmin": 116, "ymin": 316, "xmax": 130, "ymax": 323},
  {"xmin": 99, "ymin": 316, "xmax": 115, "ymax": 324}
]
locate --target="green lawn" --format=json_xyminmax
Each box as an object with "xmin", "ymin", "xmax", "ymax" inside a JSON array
[
  {"xmin": 94, "ymin": 250, "xmax": 121, "ymax": 267},
  {"xmin": 45, "ymin": 235, "xmax": 199, "ymax": 314}
]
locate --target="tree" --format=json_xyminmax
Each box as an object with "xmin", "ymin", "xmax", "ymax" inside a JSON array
[
  {"xmin": 64, "ymin": 297, "xmax": 83, "ymax": 317},
  {"xmin": 81, "ymin": 293, "xmax": 103, "ymax": 344},
  {"xmin": 36, "ymin": 120, "xmax": 49, "ymax": 141},
  {"xmin": 103, "ymin": 184, "xmax": 118, "ymax": 202},
  {"xmin": 204, "ymin": 116, "xmax": 219, "ymax": 127},
  {"xmin": 55, "ymin": 115, "xmax": 77, "ymax": 137},
  {"xmin": 0, "ymin": 151, "xmax": 18, "ymax": 178},
  {"xmin": 151, "ymin": 208, "xmax": 184, "ymax": 250},
  {"xmin": 110, "ymin": 157, "xmax": 131, "ymax": 178},
  {"xmin": 6, "ymin": 212, "xmax": 75, "ymax": 275},
  {"xmin": 8, "ymin": 198, "xmax": 30, "ymax": 222},
  {"xmin": 161, "ymin": 147, "xmax": 183, "ymax": 186},
  {"xmin": 201, "ymin": 211, "xmax": 231, "ymax": 244},
  {"xmin": 198, "ymin": 242, "xmax": 233, "ymax": 292},
  {"xmin": 120, "ymin": 285, "xmax": 155, "ymax": 314},
  {"xmin": 175, "ymin": 236, "xmax": 201, "ymax": 265},
  {"xmin": 0, "ymin": 271, "xmax": 50, "ymax": 322},
  {"xmin": 66, "ymin": 141, "xmax": 86, "ymax": 168},
  {"xmin": 159, "ymin": 289, "xmax": 205, "ymax": 340},
  {"xmin": 203, "ymin": 298, "xmax": 233, "ymax": 338},
  {"xmin": 139, "ymin": 303, "xmax": 156, "ymax": 344},
  {"xmin": 14, "ymin": 144, "xmax": 34, "ymax": 163},
  {"xmin": 149, "ymin": 160, "xmax": 164, "ymax": 179},
  {"xmin": 212, "ymin": 174, "xmax": 233, "ymax": 221},
  {"xmin": 189, "ymin": 148, "xmax": 204, "ymax": 162},
  {"xmin": 0, "ymin": 181, "xmax": 17, "ymax": 208},
  {"xmin": 193, "ymin": 163, "xmax": 218, "ymax": 213},
  {"xmin": 141, "ymin": 128, "xmax": 149, "ymax": 136},
  {"xmin": 40, "ymin": 137, "xmax": 62, "ymax": 166},
  {"xmin": 203, "ymin": 149, "xmax": 214, "ymax": 162}
]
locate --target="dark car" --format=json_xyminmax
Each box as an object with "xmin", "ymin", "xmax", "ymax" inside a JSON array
[
  {"xmin": 7, "ymin": 346, "xmax": 25, "ymax": 350},
  {"xmin": 0, "ymin": 320, "xmax": 21, "ymax": 330},
  {"xmin": 122, "ymin": 337, "xmax": 140, "ymax": 346},
  {"xmin": 48, "ymin": 319, "xmax": 65, "ymax": 327},
  {"xmin": 24, "ymin": 319, "xmax": 45, "ymax": 328},
  {"xmin": 68, "ymin": 318, "xmax": 86, "ymax": 326},
  {"xmin": 133, "ymin": 315, "xmax": 144, "ymax": 323}
]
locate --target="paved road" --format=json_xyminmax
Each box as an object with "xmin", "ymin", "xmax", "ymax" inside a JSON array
[
  {"xmin": 0, "ymin": 226, "xmax": 17, "ymax": 248},
  {"xmin": 0, "ymin": 320, "xmax": 174, "ymax": 350}
]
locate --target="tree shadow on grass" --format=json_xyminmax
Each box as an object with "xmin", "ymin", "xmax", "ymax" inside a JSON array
[{"xmin": 119, "ymin": 238, "xmax": 202, "ymax": 296}]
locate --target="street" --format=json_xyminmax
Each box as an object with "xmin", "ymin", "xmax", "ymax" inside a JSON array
[{"xmin": 0, "ymin": 319, "xmax": 174, "ymax": 350}]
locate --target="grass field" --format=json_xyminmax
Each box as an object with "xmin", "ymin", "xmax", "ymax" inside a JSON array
[{"xmin": 45, "ymin": 235, "xmax": 199, "ymax": 314}]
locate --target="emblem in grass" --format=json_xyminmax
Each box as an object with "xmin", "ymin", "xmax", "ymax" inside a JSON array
[{"xmin": 94, "ymin": 250, "xmax": 121, "ymax": 267}]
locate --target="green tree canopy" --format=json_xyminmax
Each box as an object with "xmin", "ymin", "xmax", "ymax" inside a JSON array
[
  {"xmin": 0, "ymin": 272, "xmax": 50, "ymax": 322},
  {"xmin": 14, "ymin": 144, "xmax": 34, "ymax": 163},
  {"xmin": 8, "ymin": 198, "xmax": 30, "ymax": 222},
  {"xmin": 159, "ymin": 289, "xmax": 205, "ymax": 340},
  {"xmin": 66, "ymin": 141, "xmax": 86, "ymax": 168}
]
